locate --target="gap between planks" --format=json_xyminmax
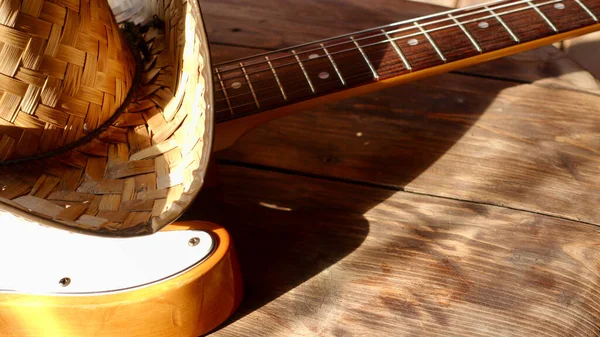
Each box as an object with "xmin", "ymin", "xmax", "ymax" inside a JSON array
[
  {"xmin": 217, "ymin": 159, "xmax": 600, "ymax": 229},
  {"xmin": 453, "ymin": 70, "xmax": 600, "ymax": 97}
]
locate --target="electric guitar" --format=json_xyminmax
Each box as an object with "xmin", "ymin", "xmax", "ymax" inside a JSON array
[{"xmin": 1, "ymin": 0, "xmax": 599, "ymax": 336}]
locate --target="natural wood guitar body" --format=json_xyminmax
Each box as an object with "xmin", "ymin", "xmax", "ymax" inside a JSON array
[{"xmin": 0, "ymin": 221, "xmax": 243, "ymax": 337}]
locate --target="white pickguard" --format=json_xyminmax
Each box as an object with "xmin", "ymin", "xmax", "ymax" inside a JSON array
[{"xmin": 0, "ymin": 215, "xmax": 214, "ymax": 295}]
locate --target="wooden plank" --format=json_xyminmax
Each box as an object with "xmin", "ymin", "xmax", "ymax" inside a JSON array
[
  {"xmin": 217, "ymin": 71, "xmax": 600, "ymax": 224},
  {"xmin": 200, "ymin": 0, "xmax": 600, "ymax": 335},
  {"xmin": 563, "ymin": 31, "xmax": 600, "ymax": 79},
  {"xmin": 207, "ymin": 0, "xmax": 600, "ymax": 225},
  {"xmin": 202, "ymin": 0, "xmax": 447, "ymax": 50},
  {"xmin": 458, "ymin": 46, "xmax": 600, "ymax": 93},
  {"xmin": 196, "ymin": 165, "xmax": 600, "ymax": 336}
]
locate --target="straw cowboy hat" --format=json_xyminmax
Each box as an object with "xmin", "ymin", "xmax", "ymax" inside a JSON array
[{"xmin": 0, "ymin": 0, "xmax": 212, "ymax": 235}]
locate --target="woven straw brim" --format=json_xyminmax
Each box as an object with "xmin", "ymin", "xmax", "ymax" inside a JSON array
[{"xmin": 0, "ymin": 0, "xmax": 213, "ymax": 236}]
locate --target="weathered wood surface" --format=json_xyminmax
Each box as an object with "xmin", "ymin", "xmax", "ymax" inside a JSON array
[
  {"xmin": 192, "ymin": 0, "xmax": 600, "ymax": 335},
  {"xmin": 193, "ymin": 165, "xmax": 600, "ymax": 336},
  {"xmin": 215, "ymin": 71, "xmax": 600, "ymax": 224},
  {"xmin": 202, "ymin": 0, "xmax": 445, "ymax": 50}
]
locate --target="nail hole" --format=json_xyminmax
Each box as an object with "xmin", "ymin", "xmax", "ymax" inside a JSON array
[
  {"xmin": 188, "ymin": 237, "xmax": 200, "ymax": 247},
  {"xmin": 59, "ymin": 277, "xmax": 71, "ymax": 287}
]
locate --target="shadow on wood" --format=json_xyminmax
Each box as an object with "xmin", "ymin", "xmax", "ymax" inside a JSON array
[
  {"xmin": 183, "ymin": 0, "xmax": 600, "ymax": 335},
  {"xmin": 186, "ymin": 52, "xmax": 600, "ymax": 334}
]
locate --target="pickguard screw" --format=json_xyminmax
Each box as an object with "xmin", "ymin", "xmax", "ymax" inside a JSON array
[
  {"xmin": 188, "ymin": 237, "xmax": 200, "ymax": 247},
  {"xmin": 59, "ymin": 277, "xmax": 71, "ymax": 287}
]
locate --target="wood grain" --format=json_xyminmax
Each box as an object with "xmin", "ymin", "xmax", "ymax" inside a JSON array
[
  {"xmin": 193, "ymin": 165, "xmax": 600, "ymax": 336},
  {"xmin": 205, "ymin": 0, "xmax": 600, "ymax": 225},
  {"xmin": 202, "ymin": 0, "xmax": 448, "ymax": 50},
  {"xmin": 197, "ymin": 0, "xmax": 600, "ymax": 335},
  {"xmin": 211, "ymin": 0, "xmax": 600, "ymax": 122},
  {"xmin": 216, "ymin": 71, "xmax": 600, "ymax": 224}
]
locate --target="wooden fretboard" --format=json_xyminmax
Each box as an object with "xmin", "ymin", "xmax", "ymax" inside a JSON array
[{"xmin": 212, "ymin": 0, "xmax": 600, "ymax": 123}]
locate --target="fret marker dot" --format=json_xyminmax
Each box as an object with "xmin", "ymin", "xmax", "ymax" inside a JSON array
[
  {"xmin": 309, "ymin": 54, "xmax": 319, "ymax": 59},
  {"xmin": 319, "ymin": 72, "xmax": 330, "ymax": 80},
  {"xmin": 554, "ymin": 3, "xmax": 565, "ymax": 9},
  {"xmin": 231, "ymin": 82, "xmax": 242, "ymax": 89},
  {"xmin": 478, "ymin": 22, "xmax": 489, "ymax": 29},
  {"xmin": 407, "ymin": 39, "xmax": 419, "ymax": 46}
]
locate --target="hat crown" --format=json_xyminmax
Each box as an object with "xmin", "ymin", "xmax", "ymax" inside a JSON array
[
  {"xmin": 0, "ymin": 0, "xmax": 213, "ymax": 236},
  {"xmin": 0, "ymin": 0, "xmax": 136, "ymax": 162}
]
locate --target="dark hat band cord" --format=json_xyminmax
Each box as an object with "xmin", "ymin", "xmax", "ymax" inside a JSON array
[{"xmin": 0, "ymin": 40, "xmax": 143, "ymax": 168}]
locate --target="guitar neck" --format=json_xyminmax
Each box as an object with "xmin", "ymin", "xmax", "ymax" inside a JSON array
[{"xmin": 212, "ymin": 0, "xmax": 600, "ymax": 124}]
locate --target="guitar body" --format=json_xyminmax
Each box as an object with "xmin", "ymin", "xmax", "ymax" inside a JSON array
[{"xmin": 0, "ymin": 221, "xmax": 243, "ymax": 337}]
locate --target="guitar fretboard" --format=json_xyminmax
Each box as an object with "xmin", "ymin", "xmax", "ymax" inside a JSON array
[{"xmin": 213, "ymin": 0, "xmax": 600, "ymax": 123}]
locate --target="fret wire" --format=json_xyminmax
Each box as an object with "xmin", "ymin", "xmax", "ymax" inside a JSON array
[
  {"xmin": 485, "ymin": 5, "xmax": 521, "ymax": 42},
  {"xmin": 216, "ymin": 4, "xmax": 588, "ymax": 118},
  {"xmin": 214, "ymin": 68, "xmax": 234, "ymax": 116},
  {"xmin": 219, "ymin": 38, "xmax": 444, "ymax": 113},
  {"xmin": 215, "ymin": 0, "xmax": 567, "ymax": 102},
  {"xmin": 214, "ymin": 0, "xmax": 513, "ymax": 67},
  {"xmin": 526, "ymin": 0, "xmax": 559, "ymax": 32},
  {"xmin": 381, "ymin": 29, "xmax": 412, "ymax": 71},
  {"xmin": 216, "ymin": 67, "xmax": 399, "ymax": 115},
  {"xmin": 414, "ymin": 21, "xmax": 447, "ymax": 62},
  {"xmin": 265, "ymin": 56, "xmax": 288, "ymax": 101},
  {"xmin": 219, "ymin": 0, "xmax": 563, "ymax": 82},
  {"xmin": 240, "ymin": 62, "xmax": 260, "ymax": 109},
  {"xmin": 222, "ymin": 25, "xmax": 517, "ymax": 115},
  {"xmin": 215, "ymin": 0, "xmax": 565, "ymax": 99},
  {"xmin": 221, "ymin": 40, "xmax": 494, "ymax": 115},
  {"xmin": 215, "ymin": 0, "xmax": 564, "ymax": 97},
  {"xmin": 574, "ymin": 0, "xmax": 599, "ymax": 21},
  {"xmin": 222, "ymin": 0, "xmax": 564, "ymax": 109},
  {"xmin": 217, "ymin": 0, "xmax": 600, "ymax": 115},
  {"xmin": 321, "ymin": 43, "xmax": 347, "ymax": 86},
  {"xmin": 448, "ymin": 14, "xmax": 482, "ymax": 52},
  {"xmin": 292, "ymin": 50, "xmax": 316, "ymax": 93},
  {"xmin": 213, "ymin": 0, "xmax": 544, "ymax": 74},
  {"xmin": 350, "ymin": 36, "xmax": 380, "ymax": 80}
]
